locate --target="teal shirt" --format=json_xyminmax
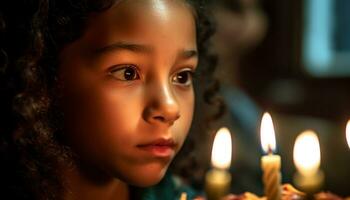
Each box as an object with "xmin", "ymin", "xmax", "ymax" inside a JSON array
[{"xmin": 132, "ymin": 172, "xmax": 199, "ymax": 200}]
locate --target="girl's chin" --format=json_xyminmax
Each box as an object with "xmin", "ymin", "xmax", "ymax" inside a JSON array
[
  {"xmin": 130, "ymin": 177, "xmax": 164, "ymax": 188},
  {"xmin": 121, "ymin": 164, "xmax": 169, "ymax": 187}
]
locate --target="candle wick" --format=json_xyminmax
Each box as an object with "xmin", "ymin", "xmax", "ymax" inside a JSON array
[{"xmin": 267, "ymin": 145, "xmax": 273, "ymax": 155}]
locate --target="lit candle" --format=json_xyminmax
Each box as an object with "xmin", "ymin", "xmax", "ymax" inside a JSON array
[
  {"xmin": 179, "ymin": 192, "xmax": 187, "ymax": 200},
  {"xmin": 293, "ymin": 130, "xmax": 324, "ymax": 194},
  {"xmin": 260, "ymin": 112, "xmax": 281, "ymax": 200},
  {"xmin": 205, "ymin": 127, "xmax": 232, "ymax": 200},
  {"xmin": 346, "ymin": 120, "xmax": 350, "ymax": 149}
]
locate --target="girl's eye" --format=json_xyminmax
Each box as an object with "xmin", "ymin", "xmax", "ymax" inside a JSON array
[
  {"xmin": 172, "ymin": 70, "xmax": 194, "ymax": 87},
  {"xmin": 109, "ymin": 65, "xmax": 140, "ymax": 81}
]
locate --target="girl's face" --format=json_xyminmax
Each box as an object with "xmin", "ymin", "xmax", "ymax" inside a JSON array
[{"xmin": 58, "ymin": 0, "xmax": 197, "ymax": 187}]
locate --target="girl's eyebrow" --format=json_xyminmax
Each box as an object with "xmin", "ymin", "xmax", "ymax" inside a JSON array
[
  {"xmin": 95, "ymin": 42, "xmax": 153, "ymax": 55},
  {"xmin": 180, "ymin": 50, "xmax": 198, "ymax": 59},
  {"xmin": 94, "ymin": 41, "xmax": 198, "ymax": 59}
]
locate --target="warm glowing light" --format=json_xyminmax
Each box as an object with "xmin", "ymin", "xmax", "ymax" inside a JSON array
[
  {"xmin": 346, "ymin": 120, "xmax": 350, "ymax": 149},
  {"xmin": 293, "ymin": 130, "xmax": 321, "ymax": 176},
  {"xmin": 211, "ymin": 127, "xmax": 232, "ymax": 170},
  {"xmin": 260, "ymin": 112, "xmax": 276, "ymax": 153}
]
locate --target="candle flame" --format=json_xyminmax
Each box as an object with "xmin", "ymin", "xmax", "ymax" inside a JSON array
[
  {"xmin": 293, "ymin": 130, "xmax": 321, "ymax": 176},
  {"xmin": 211, "ymin": 127, "xmax": 232, "ymax": 170},
  {"xmin": 346, "ymin": 120, "xmax": 350, "ymax": 149},
  {"xmin": 260, "ymin": 112, "xmax": 276, "ymax": 153}
]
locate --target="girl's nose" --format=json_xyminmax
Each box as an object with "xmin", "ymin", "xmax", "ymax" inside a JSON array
[{"xmin": 143, "ymin": 84, "xmax": 180, "ymax": 126}]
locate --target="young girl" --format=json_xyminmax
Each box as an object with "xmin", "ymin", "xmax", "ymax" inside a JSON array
[{"xmin": 0, "ymin": 0, "xmax": 220, "ymax": 199}]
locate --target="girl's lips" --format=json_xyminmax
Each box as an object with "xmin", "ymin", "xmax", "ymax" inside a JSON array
[{"xmin": 137, "ymin": 138, "xmax": 176, "ymax": 157}]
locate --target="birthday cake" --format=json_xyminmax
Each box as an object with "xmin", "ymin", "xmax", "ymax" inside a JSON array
[
  {"xmin": 219, "ymin": 184, "xmax": 305, "ymax": 200},
  {"xmin": 181, "ymin": 184, "xmax": 349, "ymax": 200},
  {"xmin": 215, "ymin": 184, "xmax": 349, "ymax": 200},
  {"xmin": 314, "ymin": 192, "xmax": 350, "ymax": 200}
]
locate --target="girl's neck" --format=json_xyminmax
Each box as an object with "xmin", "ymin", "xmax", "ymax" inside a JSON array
[{"xmin": 62, "ymin": 164, "xmax": 129, "ymax": 200}]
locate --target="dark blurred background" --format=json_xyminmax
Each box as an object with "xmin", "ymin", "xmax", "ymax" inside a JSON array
[{"xmin": 208, "ymin": 0, "xmax": 350, "ymax": 196}]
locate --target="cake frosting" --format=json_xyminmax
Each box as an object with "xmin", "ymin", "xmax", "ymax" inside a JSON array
[{"xmin": 190, "ymin": 184, "xmax": 350, "ymax": 200}]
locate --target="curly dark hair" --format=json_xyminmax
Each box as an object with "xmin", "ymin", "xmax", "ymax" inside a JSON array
[{"xmin": 0, "ymin": 0, "xmax": 223, "ymax": 199}]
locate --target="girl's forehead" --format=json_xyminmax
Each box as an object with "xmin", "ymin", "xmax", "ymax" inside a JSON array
[
  {"xmin": 59, "ymin": 0, "xmax": 197, "ymax": 62},
  {"xmin": 113, "ymin": 0, "xmax": 189, "ymax": 9},
  {"xmin": 82, "ymin": 0, "xmax": 196, "ymax": 46},
  {"xmin": 91, "ymin": 0, "xmax": 193, "ymax": 24}
]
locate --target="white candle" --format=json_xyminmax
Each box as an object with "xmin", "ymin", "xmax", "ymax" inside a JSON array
[
  {"xmin": 260, "ymin": 112, "xmax": 281, "ymax": 200},
  {"xmin": 205, "ymin": 127, "xmax": 232, "ymax": 200},
  {"xmin": 293, "ymin": 130, "xmax": 324, "ymax": 193},
  {"xmin": 346, "ymin": 120, "xmax": 350, "ymax": 149}
]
